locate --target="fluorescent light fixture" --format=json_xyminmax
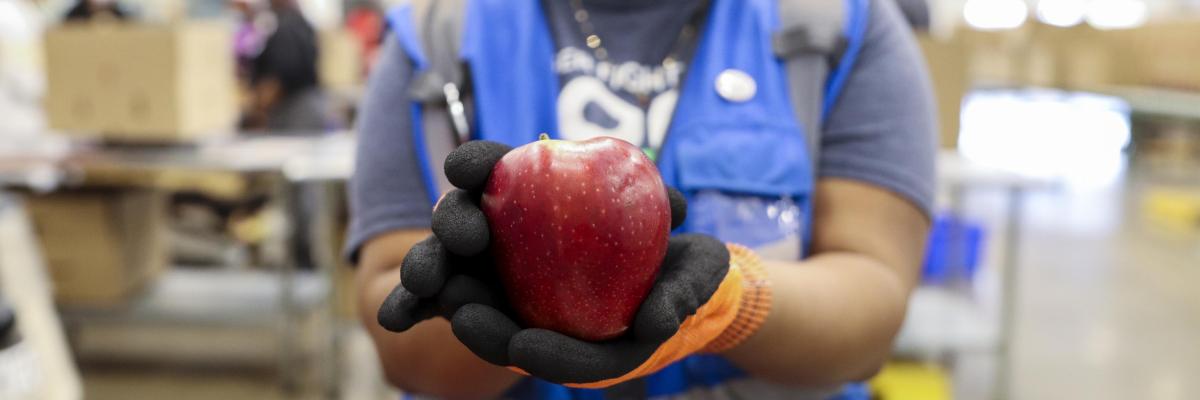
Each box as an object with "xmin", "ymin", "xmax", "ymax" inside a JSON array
[
  {"xmin": 1085, "ymin": 0, "xmax": 1148, "ymax": 30},
  {"xmin": 1037, "ymin": 0, "xmax": 1087, "ymax": 27},
  {"xmin": 958, "ymin": 90, "xmax": 1131, "ymax": 189},
  {"xmin": 964, "ymin": 0, "xmax": 1029, "ymax": 30}
]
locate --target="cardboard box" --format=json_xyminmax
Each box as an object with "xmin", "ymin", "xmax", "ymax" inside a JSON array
[
  {"xmin": 953, "ymin": 23, "xmax": 1116, "ymax": 89},
  {"xmin": 918, "ymin": 34, "xmax": 969, "ymax": 149},
  {"xmin": 43, "ymin": 25, "xmax": 116, "ymax": 133},
  {"xmin": 319, "ymin": 29, "xmax": 364, "ymax": 90},
  {"xmin": 1041, "ymin": 25, "xmax": 1117, "ymax": 91},
  {"xmin": 44, "ymin": 23, "xmax": 237, "ymax": 142},
  {"xmin": 950, "ymin": 20, "xmax": 1200, "ymax": 92},
  {"xmin": 25, "ymin": 190, "xmax": 169, "ymax": 307},
  {"xmin": 956, "ymin": 27, "xmax": 1035, "ymax": 86},
  {"xmin": 1109, "ymin": 19, "xmax": 1200, "ymax": 91}
]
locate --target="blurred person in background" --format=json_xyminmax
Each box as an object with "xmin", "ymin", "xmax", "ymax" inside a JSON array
[
  {"xmin": 244, "ymin": 0, "xmax": 330, "ymax": 132},
  {"xmin": 345, "ymin": 0, "xmax": 386, "ymax": 76},
  {"xmin": 63, "ymin": 0, "xmax": 126, "ymax": 21},
  {"xmin": 350, "ymin": 0, "xmax": 935, "ymax": 399},
  {"xmin": 0, "ymin": 0, "xmax": 45, "ymax": 137},
  {"xmin": 231, "ymin": 0, "xmax": 268, "ymax": 81}
]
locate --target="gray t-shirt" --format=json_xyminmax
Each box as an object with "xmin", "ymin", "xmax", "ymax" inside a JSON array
[{"xmin": 346, "ymin": 0, "xmax": 936, "ymax": 263}]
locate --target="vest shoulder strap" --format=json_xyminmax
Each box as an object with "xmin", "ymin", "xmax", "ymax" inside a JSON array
[
  {"xmin": 775, "ymin": 0, "xmax": 858, "ymax": 173},
  {"xmin": 421, "ymin": 0, "xmax": 472, "ymax": 142},
  {"xmin": 405, "ymin": 0, "xmax": 471, "ymax": 196},
  {"xmin": 408, "ymin": 0, "xmax": 468, "ymax": 95}
]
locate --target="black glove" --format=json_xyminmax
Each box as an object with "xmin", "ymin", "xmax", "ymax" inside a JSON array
[
  {"xmin": 378, "ymin": 140, "xmax": 730, "ymax": 385},
  {"xmin": 376, "ymin": 140, "xmax": 513, "ymax": 332}
]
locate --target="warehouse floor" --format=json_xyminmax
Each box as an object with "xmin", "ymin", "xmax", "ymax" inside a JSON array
[
  {"xmin": 1006, "ymin": 167, "xmax": 1200, "ymax": 400},
  {"xmin": 76, "ymin": 163, "xmax": 1200, "ymax": 400},
  {"xmin": 80, "ymin": 325, "xmax": 396, "ymax": 400}
]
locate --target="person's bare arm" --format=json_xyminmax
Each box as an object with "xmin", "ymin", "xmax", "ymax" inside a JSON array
[
  {"xmin": 357, "ymin": 229, "xmax": 521, "ymax": 399},
  {"xmin": 722, "ymin": 178, "xmax": 930, "ymax": 387}
]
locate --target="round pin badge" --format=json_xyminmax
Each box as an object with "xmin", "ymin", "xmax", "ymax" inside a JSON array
[{"xmin": 715, "ymin": 69, "xmax": 756, "ymax": 103}]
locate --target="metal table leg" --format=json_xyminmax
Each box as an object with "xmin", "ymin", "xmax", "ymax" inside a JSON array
[
  {"xmin": 278, "ymin": 176, "xmax": 344, "ymax": 397},
  {"xmin": 277, "ymin": 179, "xmax": 300, "ymax": 395},
  {"xmin": 304, "ymin": 181, "xmax": 342, "ymax": 399},
  {"xmin": 994, "ymin": 187, "xmax": 1025, "ymax": 400}
]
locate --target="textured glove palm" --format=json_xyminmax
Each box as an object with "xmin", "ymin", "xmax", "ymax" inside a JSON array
[{"xmin": 378, "ymin": 140, "xmax": 734, "ymax": 386}]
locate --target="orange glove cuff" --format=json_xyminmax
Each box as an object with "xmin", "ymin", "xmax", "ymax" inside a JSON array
[
  {"xmin": 555, "ymin": 243, "xmax": 771, "ymax": 389},
  {"xmin": 703, "ymin": 243, "xmax": 773, "ymax": 353}
]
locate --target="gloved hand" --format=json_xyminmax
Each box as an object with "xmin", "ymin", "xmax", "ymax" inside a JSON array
[{"xmin": 378, "ymin": 140, "xmax": 772, "ymax": 388}]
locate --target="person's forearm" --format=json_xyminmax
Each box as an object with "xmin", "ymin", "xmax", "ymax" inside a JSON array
[
  {"xmin": 721, "ymin": 252, "xmax": 910, "ymax": 387},
  {"xmin": 356, "ymin": 229, "xmax": 520, "ymax": 399}
]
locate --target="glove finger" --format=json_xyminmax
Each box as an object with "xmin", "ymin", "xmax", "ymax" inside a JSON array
[
  {"xmin": 444, "ymin": 141, "xmax": 512, "ymax": 192},
  {"xmin": 431, "ymin": 189, "xmax": 490, "ymax": 257},
  {"xmin": 509, "ymin": 329, "xmax": 658, "ymax": 384},
  {"xmin": 633, "ymin": 234, "xmax": 731, "ymax": 342},
  {"xmin": 667, "ymin": 186, "xmax": 687, "ymax": 230},
  {"xmin": 400, "ymin": 235, "xmax": 449, "ymax": 298},
  {"xmin": 438, "ymin": 274, "xmax": 501, "ymax": 315},
  {"xmin": 378, "ymin": 284, "xmax": 438, "ymax": 332},
  {"xmin": 451, "ymin": 303, "xmax": 520, "ymax": 366}
]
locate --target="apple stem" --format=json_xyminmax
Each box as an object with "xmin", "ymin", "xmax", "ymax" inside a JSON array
[{"xmin": 539, "ymin": 133, "xmax": 550, "ymax": 141}]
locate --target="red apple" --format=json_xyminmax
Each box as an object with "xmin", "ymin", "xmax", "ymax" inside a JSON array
[{"xmin": 481, "ymin": 135, "xmax": 671, "ymax": 341}]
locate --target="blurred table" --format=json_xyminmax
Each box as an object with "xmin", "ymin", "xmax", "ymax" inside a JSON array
[
  {"xmin": 928, "ymin": 151, "xmax": 1054, "ymax": 400},
  {"xmin": 0, "ymin": 132, "xmax": 356, "ymax": 397},
  {"xmin": 0, "ymin": 135, "xmax": 70, "ymax": 192},
  {"xmin": 1093, "ymin": 85, "xmax": 1200, "ymax": 121}
]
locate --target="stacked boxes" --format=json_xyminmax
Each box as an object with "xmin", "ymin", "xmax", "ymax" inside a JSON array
[
  {"xmin": 44, "ymin": 23, "xmax": 237, "ymax": 142},
  {"xmin": 25, "ymin": 190, "xmax": 169, "ymax": 307}
]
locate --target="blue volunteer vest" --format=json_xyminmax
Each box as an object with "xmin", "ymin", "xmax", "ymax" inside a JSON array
[{"xmin": 388, "ymin": 0, "xmax": 870, "ymax": 397}]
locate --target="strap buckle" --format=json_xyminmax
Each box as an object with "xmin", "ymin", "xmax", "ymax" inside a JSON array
[
  {"xmin": 410, "ymin": 70, "xmax": 472, "ymax": 145},
  {"xmin": 773, "ymin": 26, "xmax": 846, "ymax": 60},
  {"xmin": 443, "ymin": 82, "xmax": 470, "ymax": 144}
]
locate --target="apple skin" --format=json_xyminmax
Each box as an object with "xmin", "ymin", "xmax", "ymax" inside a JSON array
[{"xmin": 481, "ymin": 136, "xmax": 671, "ymax": 341}]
